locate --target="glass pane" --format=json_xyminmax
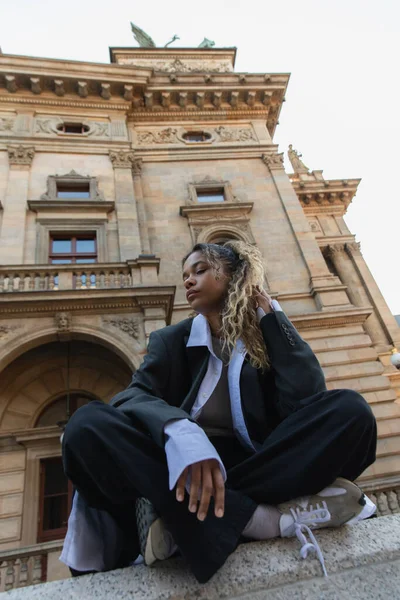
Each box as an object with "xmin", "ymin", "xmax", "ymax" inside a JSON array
[
  {"xmin": 57, "ymin": 190, "xmax": 90, "ymax": 199},
  {"xmin": 75, "ymin": 259, "xmax": 96, "ymax": 264},
  {"xmin": 51, "ymin": 259, "xmax": 72, "ymax": 264},
  {"xmin": 76, "ymin": 239, "xmax": 95, "ymax": 253},
  {"xmin": 197, "ymin": 192, "xmax": 224, "ymax": 203},
  {"xmin": 52, "ymin": 239, "xmax": 72, "ymax": 253},
  {"xmin": 44, "ymin": 459, "xmax": 68, "ymax": 495},
  {"xmin": 43, "ymin": 494, "xmax": 68, "ymax": 531}
]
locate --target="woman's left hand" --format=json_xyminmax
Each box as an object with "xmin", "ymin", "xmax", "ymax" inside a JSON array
[{"xmin": 252, "ymin": 286, "xmax": 273, "ymax": 314}]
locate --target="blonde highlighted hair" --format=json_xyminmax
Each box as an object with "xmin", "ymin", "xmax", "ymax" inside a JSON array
[{"xmin": 183, "ymin": 241, "xmax": 270, "ymax": 370}]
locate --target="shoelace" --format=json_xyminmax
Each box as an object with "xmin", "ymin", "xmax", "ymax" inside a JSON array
[{"xmin": 290, "ymin": 503, "xmax": 331, "ymax": 577}]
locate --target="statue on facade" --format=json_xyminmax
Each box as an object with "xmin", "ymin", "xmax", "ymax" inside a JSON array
[
  {"xmin": 198, "ymin": 38, "xmax": 215, "ymax": 48},
  {"xmin": 55, "ymin": 312, "xmax": 71, "ymax": 332},
  {"xmin": 288, "ymin": 144, "xmax": 309, "ymax": 174},
  {"xmin": 130, "ymin": 22, "xmax": 180, "ymax": 48}
]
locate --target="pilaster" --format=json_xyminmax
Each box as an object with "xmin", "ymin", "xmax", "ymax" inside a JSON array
[
  {"xmin": 0, "ymin": 146, "xmax": 35, "ymax": 264},
  {"xmin": 262, "ymin": 153, "xmax": 350, "ymax": 311},
  {"xmin": 109, "ymin": 150, "xmax": 141, "ymax": 261},
  {"xmin": 131, "ymin": 159, "xmax": 151, "ymax": 255},
  {"xmin": 346, "ymin": 242, "xmax": 400, "ymax": 348},
  {"xmin": 327, "ymin": 243, "xmax": 390, "ymax": 350}
]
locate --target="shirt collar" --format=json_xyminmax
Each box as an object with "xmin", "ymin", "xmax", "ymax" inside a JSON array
[{"xmin": 186, "ymin": 314, "xmax": 245, "ymax": 357}]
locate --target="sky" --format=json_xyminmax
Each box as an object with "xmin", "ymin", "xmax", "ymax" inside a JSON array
[{"xmin": 1, "ymin": 0, "xmax": 399, "ymax": 314}]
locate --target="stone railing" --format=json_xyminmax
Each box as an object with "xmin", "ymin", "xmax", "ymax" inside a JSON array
[
  {"xmin": 0, "ymin": 540, "xmax": 63, "ymax": 591},
  {"xmin": 368, "ymin": 488, "xmax": 400, "ymax": 516},
  {"xmin": 0, "ymin": 258, "xmax": 160, "ymax": 292}
]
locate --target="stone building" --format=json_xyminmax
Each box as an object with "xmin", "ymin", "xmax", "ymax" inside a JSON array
[{"xmin": 0, "ymin": 42, "xmax": 399, "ymax": 590}]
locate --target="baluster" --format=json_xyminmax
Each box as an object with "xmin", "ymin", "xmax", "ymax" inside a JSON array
[
  {"xmin": 5, "ymin": 559, "xmax": 16, "ymax": 591},
  {"xmin": 0, "ymin": 274, "xmax": 4, "ymax": 293},
  {"xmin": 7, "ymin": 275, "xmax": 13, "ymax": 292},
  {"xmin": 75, "ymin": 271, "xmax": 83, "ymax": 290},
  {"xmin": 90, "ymin": 271, "xmax": 96, "ymax": 289},
  {"xmin": 49, "ymin": 273, "xmax": 55, "ymax": 291},
  {"xmin": 104, "ymin": 271, "xmax": 110, "ymax": 288},
  {"xmin": 110, "ymin": 272, "xmax": 116, "ymax": 288},
  {"xmin": 121, "ymin": 272, "xmax": 128, "ymax": 288},
  {"xmin": 32, "ymin": 555, "xmax": 43, "ymax": 585},
  {"xmin": 127, "ymin": 272, "xmax": 132, "ymax": 287},
  {"xmin": 38, "ymin": 272, "xmax": 45, "ymax": 290},
  {"xmin": 85, "ymin": 272, "xmax": 91, "ymax": 289},
  {"xmin": 18, "ymin": 274, "xmax": 25, "ymax": 292},
  {"xmin": 387, "ymin": 490, "xmax": 400, "ymax": 514},
  {"xmin": 377, "ymin": 491, "xmax": 390, "ymax": 516},
  {"xmin": 18, "ymin": 556, "xmax": 29, "ymax": 587},
  {"xmin": 28, "ymin": 273, "xmax": 34, "ymax": 290},
  {"xmin": 98, "ymin": 272, "xmax": 105, "ymax": 289}
]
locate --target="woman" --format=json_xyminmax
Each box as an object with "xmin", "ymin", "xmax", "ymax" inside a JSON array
[{"xmin": 62, "ymin": 241, "xmax": 377, "ymax": 583}]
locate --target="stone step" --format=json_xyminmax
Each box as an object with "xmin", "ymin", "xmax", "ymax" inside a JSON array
[
  {"xmin": 326, "ymin": 374, "xmax": 391, "ymax": 394},
  {"xmin": 376, "ymin": 435, "xmax": 400, "ymax": 458},
  {"xmin": 363, "ymin": 389, "xmax": 397, "ymax": 404},
  {"xmin": 309, "ymin": 333, "xmax": 371, "ymax": 353},
  {"xmin": 5, "ymin": 515, "xmax": 400, "ymax": 600},
  {"xmin": 370, "ymin": 400, "xmax": 400, "ymax": 420},
  {"xmin": 361, "ymin": 454, "xmax": 400, "ymax": 480},
  {"xmin": 377, "ymin": 419, "xmax": 400, "ymax": 437},
  {"xmin": 323, "ymin": 360, "xmax": 383, "ymax": 382},
  {"xmin": 302, "ymin": 324, "xmax": 365, "ymax": 341},
  {"xmin": 317, "ymin": 346, "xmax": 378, "ymax": 367}
]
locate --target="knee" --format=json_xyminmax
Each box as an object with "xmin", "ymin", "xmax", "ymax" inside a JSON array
[
  {"xmin": 330, "ymin": 389, "xmax": 375, "ymax": 428},
  {"xmin": 63, "ymin": 401, "xmax": 109, "ymax": 451}
]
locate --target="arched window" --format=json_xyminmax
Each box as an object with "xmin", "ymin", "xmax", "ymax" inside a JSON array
[{"xmin": 35, "ymin": 393, "xmax": 98, "ymax": 428}]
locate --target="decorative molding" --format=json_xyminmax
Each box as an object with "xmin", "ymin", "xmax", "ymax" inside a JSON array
[
  {"xmin": 40, "ymin": 170, "xmax": 104, "ymax": 201},
  {"xmin": 55, "ymin": 311, "xmax": 71, "ymax": 332},
  {"xmin": 0, "ymin": 117, "xmax": 15, "ymax": 132},
  {"xmin": 215, "ymin": 126, "xmax": 256, "ymax": 142},
  {"xmin": 262, "ymin": 152, "xmax": 284, "ymax": 170},
  {"xmin": 7, "ymin": 145, "xmax": 35, "ymax": 165},
  {"xmin": 118, "ymin": 57, "xmax": 233, "ymax": 73},
  {"xmin": 109, "ymin": 150, "xmax": 136, "ymax": 169},
  {"xmin": 137, "ymin": 128, "xmax": 178, "ymax": 145},
  {"xmin": 0, "ymin": 325, "xmax": 18, "ymax": 339},
  {"xmin": 34, "ymin": 117, "xmax": 110, "ymax": 137},
  {"xmin": 186, "ymin": 179, "xmax": 238, "ymax": 205},
  {"xmin": 327, "ymin": 243, "xmax": 346, "ymax": 256},
  {"xmin": 102, "ymin": 317, "xmax": 140, "ymax": 340}
]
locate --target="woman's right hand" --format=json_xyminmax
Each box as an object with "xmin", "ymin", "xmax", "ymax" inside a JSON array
[{"xmin": 175, "ymin": 458, "xmax": 225, "ymax": 521}]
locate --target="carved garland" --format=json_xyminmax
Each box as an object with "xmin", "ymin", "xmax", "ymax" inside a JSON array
[{"xmin": 102, "ymin": 317, "xmax": 140, "ymax": 340}]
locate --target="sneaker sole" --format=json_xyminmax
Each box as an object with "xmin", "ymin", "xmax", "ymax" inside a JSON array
[
  {"xmin": 346, "ymin": 495, "xmax": 376, "ymax": 525},
  {"xmin": 135, "ymin": 498, "xmax": 159, "ymax": 566}
]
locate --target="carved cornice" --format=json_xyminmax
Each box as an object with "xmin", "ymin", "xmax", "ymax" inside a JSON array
[
  {"xmin": 109, "ymin": 149, "xmax": 136, "ymax": 168},
  {"xmin": 292, "ymin": 177, "xmax": 360, "ymax": 214},
  {"xmin": 180, "ymin": 202, "xmax": 254, "ymax": 222},
  {"xmin": 7, "ymin": 144, "xmax": 35, "ymax": 165},
  {"xmin": 262, "ymin": 152, "xmax": 284, "ymax": 170},
  {"xmin": 291, "ymin": 307, "xmax": 373, "ymax": 330}
]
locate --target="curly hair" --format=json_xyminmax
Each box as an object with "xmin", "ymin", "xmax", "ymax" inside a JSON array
[{"xmin": 183, "ymin": 241, "xmax": 270, "ymax": 370}]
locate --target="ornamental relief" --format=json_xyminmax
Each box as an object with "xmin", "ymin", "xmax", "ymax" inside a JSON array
[
  {"xmin": 102, "ymin": 317, "xmax": 140, "ymax": 340},
  {"xmin": 0, "ymin": 117, "xmax": 15, "ymax": 133},
  {"xmin": 136, "ymin": 126, "xmax": 257, "ymax": 145},
  {"xmin": 118, "ymin": 57, "xmax": 233, "ymax": 73},
  {"xmin": 34, "ymin": 118, "xmax": 110, "ymax": 137}
]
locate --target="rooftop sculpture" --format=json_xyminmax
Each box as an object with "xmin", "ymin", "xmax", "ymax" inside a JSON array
[{"xmin": 130, "ymin": 22, "xmax": 215, "ymax": 48}]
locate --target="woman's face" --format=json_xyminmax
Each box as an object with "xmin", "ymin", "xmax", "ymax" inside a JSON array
[{"xmin": 182, "ymin": 251, "xmax": 230, "ymax": 316}]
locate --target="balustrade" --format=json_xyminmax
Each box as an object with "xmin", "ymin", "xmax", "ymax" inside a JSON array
[
  {"xmin": 0, "ymin": 541, "xmax": 63, "ymax": 591},
  {"xmin": 0, "ymin": 264, "xmax": 133, "ymax": 292}
]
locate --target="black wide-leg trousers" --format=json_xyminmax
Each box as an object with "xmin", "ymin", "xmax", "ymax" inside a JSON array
[{"xmin": 62, "ymin": 389, "xmax": 377, "ymax": 583}]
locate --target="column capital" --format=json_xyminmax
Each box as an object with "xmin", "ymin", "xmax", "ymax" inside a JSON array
[
  {"xmin": 346, "ymin": 241, "xmax": 362, "ymax": 256},
  {"xmin": 131, "ymin": 158, "xmax": 143, "ymax": 177},
  {"xmin": 109, "ymin": 149, "xmax": 135, "ymax": 169},
  {"xmin": 327, "ymin": 243, "xmax": 346, "ymax": 256},
  {"xmin": 262, "ymin": 152, "xmax": 284, "ymax": 170},
  {"xmin": 7, "ymin": 144, "xmax": 35, "ymax": 166}
]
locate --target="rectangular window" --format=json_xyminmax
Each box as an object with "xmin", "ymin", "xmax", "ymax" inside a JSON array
[
  {"xmin": 49, "ymin": 234, "xmax": 97, "ymax": 264},
  {"xmin": 38, "ymin": 457, "xmax": 72, "ymax": 542},
  {"xmin": 56, "ymin": 182, "xmax": 90, "ymax": 199},
  {"xmin": 197, "ymin": 189, "xmax": 225, "ymax": 203}
]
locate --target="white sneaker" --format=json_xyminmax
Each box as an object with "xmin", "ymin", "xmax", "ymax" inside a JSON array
[{"xmin": 278, "ymin": 478, "xmax": 376, "ymax": 576}]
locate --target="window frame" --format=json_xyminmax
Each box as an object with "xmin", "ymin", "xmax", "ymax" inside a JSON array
[
  {"xmin": 37, "ymin": 457, "xmax": 73, "ymax": 543},
  {"xmin": 48, "ymin": 233, "xmax": 98, "ymax": 265},
  {"xmin": 187, "ymin": 180, "xmax": 236, "ymax": 205}
]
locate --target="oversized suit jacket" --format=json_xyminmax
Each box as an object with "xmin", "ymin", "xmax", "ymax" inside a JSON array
[{"xmin": 110, "ymin": 311, "xmax": 327, "ymax": 447}]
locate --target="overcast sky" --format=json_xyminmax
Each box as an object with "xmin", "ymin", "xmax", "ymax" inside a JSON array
[{"xmin": 1, "ymin": 0, "xmax": 399, "ymax": 314}]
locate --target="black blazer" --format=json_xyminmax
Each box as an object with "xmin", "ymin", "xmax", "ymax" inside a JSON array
[{"xmin": 110, "ymin": 311, "xmax": 327, "ymax": 448}]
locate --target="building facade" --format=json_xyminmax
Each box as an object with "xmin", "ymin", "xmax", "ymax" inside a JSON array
[{"xmin": 0, "ymin": 44, "xmax": 399, "ymax": 589}]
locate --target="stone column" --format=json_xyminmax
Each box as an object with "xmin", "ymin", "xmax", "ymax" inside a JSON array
[
  {"xmin": 109, "ymin": 150, "xmax": 141, "ymax": 261},
  {"xmin": 262, "ymin": 153, "xmax": 350, "ymax": 310},
  {"xmin": 327, "ymin": 243, "xmax": 389, "ymax": 348},
  {"xmin": 0, "ymin": 145, "xmax": 35, "ymax": 264},
  {"xmin": 131, "ymin": 159, "xmax": 151, "ymax": 255},
  {"xmin": 346, "ymin": 242, "xmax": 400, "ymax": 348}
]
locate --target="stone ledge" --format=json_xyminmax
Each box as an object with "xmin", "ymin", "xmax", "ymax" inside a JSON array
[{"xmin": 5, "ymin": 515, "xmax": 400, "ymax": 599}]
